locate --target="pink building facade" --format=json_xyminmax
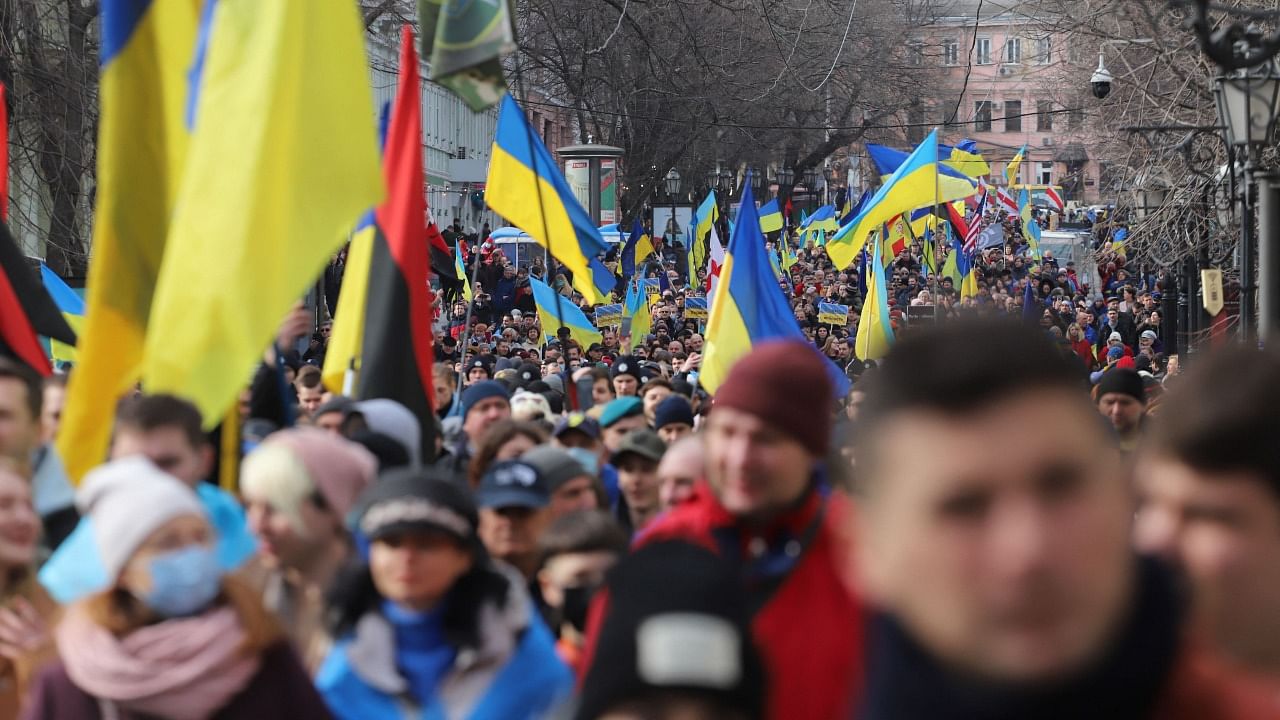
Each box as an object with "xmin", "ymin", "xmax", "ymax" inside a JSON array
[{"xmin": 920, "ymin": 1, "xmax": 1106, "ymax": 204}]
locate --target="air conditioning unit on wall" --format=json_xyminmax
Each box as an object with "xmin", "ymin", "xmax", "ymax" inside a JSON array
[{"xmin": 998, "ymin": 65, "xmax": 1014, "ymax": 77}]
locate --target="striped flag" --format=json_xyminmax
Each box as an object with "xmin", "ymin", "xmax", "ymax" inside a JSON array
[
  {"xmin": 996, "ymin": 186, "xmax": 1019, "ymax": 216},
  {"xmin": 1043, "ymin": 186, "xmax": 1065, "ymax": 213}
]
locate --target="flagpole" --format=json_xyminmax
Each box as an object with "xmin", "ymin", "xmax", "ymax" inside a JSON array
[
  {"xmin": 453, "ymin": 244, "xmax": 486, "ymax": 397},
  {"xmin": 931, "ymin": 129, "xmax": 941, "ymax": 317},
  {"xmin": 512, "ymin": 63, "xmax": 577, "ymax": 409}
]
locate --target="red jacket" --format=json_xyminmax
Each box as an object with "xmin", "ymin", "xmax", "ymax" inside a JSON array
[{"xmin": 606, "ymin": 483, "xmax": 863, "ymax": 720}]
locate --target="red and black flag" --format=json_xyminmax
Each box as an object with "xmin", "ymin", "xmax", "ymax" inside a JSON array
[
  {"xmin": 359, "ymin": 25, "xmax": 438, "ymax": 461},
  {"xmin": 0, "ymin": 220, "xmax": 75, "ymax": 375}
]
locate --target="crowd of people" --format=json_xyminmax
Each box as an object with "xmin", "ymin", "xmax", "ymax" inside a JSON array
[{"xmin": 0, "ymin": 203, "xmax": 1277, "ymax": 719}]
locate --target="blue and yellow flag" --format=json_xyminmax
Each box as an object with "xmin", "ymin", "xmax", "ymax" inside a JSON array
[
  {"xmin": 828, "ymin": 130, "xmax": 976, "ymax": 270},
  {"xmin": 58, "ymin": 0, "xmax": 200, "ymax": 482},
  {"xmin": 323, "ymin": 211, "xmax": 377, "ymax": 394},
  {"xmin": 855, "ymin": 224, "xmax": 894, "ymax": 361},
  {"xmin": 487, "ymin": 95, "xmax": 613, "ymax": 304},
  {"xmin": 701, "ymin": 173, "xmax": 849, "ymax": 396},
  {"xmin": 758, "ymin": 199, "xmax": 783, "ymax": 234},
  {"xmin": 865, "ymin": 142, "xmax": 978, "ymax": 207},
  {"xmin": 620, "ymin": 218, "xmax": 654, "ymax": 279},
  {"xmin": 691, "ymin": 192, "xmax": 718, "ymax": 275},
  {"xmin": 455, "ymin": 246, "xmax": 473, "ymax": 302},
  {"xmin": 940, "ymin": 139, "xmax": 991, "ymax": 178},
  {"xmin": 802, "ymin": 205, "xmax": 839, "ymax": 234},
  {"xmin": 40, "ymin": 264, "xmax": 84, "ymax": 364},
  {"xmin": 628, "ymin": 292, "xmax": 651, "ymax": 350},
  {"xmin": 531, "ymin": 275, "xmax": 602, "ymax": 348},
  {"xmin": 1018, "ymin": 188, "xmax": 1042, "ymax": 260},
  {"xmin": 143, "ymin": 0, "xmax": 383, "ymax": 427},
  {"xmin": 1006, "ymin": 144, "xmax": 1027, "ymax": 186}
]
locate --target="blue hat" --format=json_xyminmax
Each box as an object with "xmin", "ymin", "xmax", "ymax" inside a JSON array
[
  {"xmin": 553, "ymin": 411, "xmax": 601, "ymax": 440},
  {"xmin": 653, "ymin": 395, "xmax": 694, "ymax": 430},
  {"xmin": 476, "ymin": 460, "xmax": 550, "ymax": 509},
  {"xmin": 460, "ymin": 380, "xmax": 510, "ymax": 417},
  {"xmin": 599, "ymin": 397, "xmax": 643, "ymax": 428}
]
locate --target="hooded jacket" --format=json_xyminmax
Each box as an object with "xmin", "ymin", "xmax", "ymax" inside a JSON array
[{"xmin": 316, "ymin": 566, "xmax": 572, "ymax": 719}]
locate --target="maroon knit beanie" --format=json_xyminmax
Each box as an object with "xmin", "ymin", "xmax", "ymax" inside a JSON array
[{"xmin": 713, "ymin": 340, "xmax": 834, "ymax": 456}]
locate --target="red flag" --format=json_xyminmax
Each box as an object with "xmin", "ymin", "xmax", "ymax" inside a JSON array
[
  {"xmin": 359, "ymin": 26, "xmax": 438, "ymax": 458},
  {"xmin": 1, "ymin": 83, "xmax": 9, "ymax": 222},
  {"xmin": 0, "ymin": 220, "xmax": 76, "ymax": 375}
]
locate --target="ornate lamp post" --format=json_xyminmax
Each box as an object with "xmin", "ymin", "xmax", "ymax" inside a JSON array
[{"xmin": 664, "ymin": 168, "xmax": 682, "ymax": 243}]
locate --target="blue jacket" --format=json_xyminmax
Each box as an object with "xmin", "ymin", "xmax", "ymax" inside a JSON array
[
  {"xmin": 316, "ymin": 569, "xmax": 572, "ymax": 720},
  {"xmin": 39, "ymin": 483, "xmax": 258, "ymax": 603}
]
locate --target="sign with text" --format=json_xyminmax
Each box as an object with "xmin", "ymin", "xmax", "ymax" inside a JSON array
[
  {"xmin": 594, "ymin": 304, "xmax": 623, "ymax": 328},
  {"xmin": 818, "ymin": 302, "xmax": 850, "ymax": 325},
  {"xmin": 683, "ymin": 297, "xmax": 708, "ymax": 320}
]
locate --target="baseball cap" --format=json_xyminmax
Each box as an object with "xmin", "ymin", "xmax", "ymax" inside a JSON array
[
  {"xmin": 554, "ymin": 412, "xmax": 601, "ymax": 441},
  {"xmin": 611, "ymin": 429, "xmax": 667, "ymax": 464},
  {"xmin": 476, "ymin": 460, "xmax": 550, "ymax": 510}
]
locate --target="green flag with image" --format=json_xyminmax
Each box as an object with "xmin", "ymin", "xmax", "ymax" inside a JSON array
[{"xmin": 419, "ymin": 0, "xmax": 516, "ymax": 111}]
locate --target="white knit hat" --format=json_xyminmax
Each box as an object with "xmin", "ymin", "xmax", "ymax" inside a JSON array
[{"xmin": 77, "ymin": 456, "xmax": 206, "ymax": 582}]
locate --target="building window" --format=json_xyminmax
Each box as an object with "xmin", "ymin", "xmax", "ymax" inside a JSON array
[
  {"xmin": 1038, "ymin": 162, "xmax": 1053, "ymax": 185},
  {"xmin": 1004, "ymin": 37, "xmax": 1022, "ymax": 64},
  {"xmin": 943, "ymin": 38, "xmax": 959, "ymax": 66},
  {"xmin": 1005, "ymin": 100, "xmax": 1022, "ymax": 132},
  {"xmin": 1068, "ymin": 106, "xmax": 1084, "ymax": 130},
  {"xmin": 1036, "ymin": 37, "xmax": 1052, "ymax": 64},
  {"xmin": 976, "ymin": 38, "xmax": 991, "ymax": 65},
  {"xmin": 975, "ymin": 101, "xmax": 992, "ymax": 132},
  {"xmin": 909, "ymin": 40, "xmax": 924, "ymax": 66},
  {"xmin": 1037, "ymin": 100, "xmax": 1053, "ymax": 131}
]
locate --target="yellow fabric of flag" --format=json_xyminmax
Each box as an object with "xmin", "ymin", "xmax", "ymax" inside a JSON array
[
  {"xmin": 143, "ymin": 0, "xmax": 383, "ymax": 427},
  {"xmin": 57, "ymin": 0, "xmax": 200, "ymax": 483},
  {"xmin": 323, "ymin": 219, "xmax": 377, "ymax": 394}
]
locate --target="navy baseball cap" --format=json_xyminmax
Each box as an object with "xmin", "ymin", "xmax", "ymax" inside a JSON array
[
  {"xmin": 476, "ymin": 460, "xmax": 550, "ymax": 510},
  {"xmin": 553, "ymin": 411, "xmax": 601, "ymax": 440}
]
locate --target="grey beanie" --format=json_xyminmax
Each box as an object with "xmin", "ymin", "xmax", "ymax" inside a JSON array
[{"xmin": 77, "ymin": 456, "xmax": 206, "ymax": 582}]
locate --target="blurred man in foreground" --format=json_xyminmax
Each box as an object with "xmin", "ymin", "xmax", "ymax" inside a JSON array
[
  {"xmin": 1136, "ymin": 346, "xmax": 1280, "ymax": 680},
  {"xmin": 850, "ymin": 320, "xmax": 1277, "ymax": 718}
]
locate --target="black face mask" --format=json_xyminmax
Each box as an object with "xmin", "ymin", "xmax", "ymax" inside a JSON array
[{"xmin": 560, "ymin": 584, "xmax": 597, "ymax": 633}]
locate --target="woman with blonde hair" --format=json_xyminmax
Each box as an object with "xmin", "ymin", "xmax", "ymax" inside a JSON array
[{"xmin": 24, "ymin": 457, "xmax": 329, "ymax": 719}]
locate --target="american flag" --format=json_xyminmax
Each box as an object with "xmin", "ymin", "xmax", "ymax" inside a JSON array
[{"xmin": 964, "ymin": 186, "xmax": 989, "ymax": 251}]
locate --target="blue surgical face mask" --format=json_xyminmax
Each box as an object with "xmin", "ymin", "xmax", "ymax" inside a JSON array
[
  {"xmin": 141, "ymin": 544, "xmax": 223, "ymax": 618},
  {"xmin": 565, "ymin": 447, "xmax": 599, "ymax": 477}
]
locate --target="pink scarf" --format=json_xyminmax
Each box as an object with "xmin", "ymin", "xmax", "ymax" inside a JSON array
[{"xmin": 56, "ymin": 604, "xmax": 262, "ymax": 720}]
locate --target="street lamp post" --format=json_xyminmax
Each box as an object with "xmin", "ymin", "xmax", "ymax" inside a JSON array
[
  {"xmin": 665, "ymin": 168, "xmax": 682, "ymax": 246},
  {"xmin": 775, "ymin": 166, "xmax": 794, "ymax": 226}
]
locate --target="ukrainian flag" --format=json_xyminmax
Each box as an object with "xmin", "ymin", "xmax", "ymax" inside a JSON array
[
  {"xmin": 1018, "ymin": 188, "xmax": 1042, "ymax": 259},
  {"xmin": 691, "ymin": 192, "xmax": 718, "ymax": 275},
  {"xmin": 58, "ymin": 0, "xmax": 199, "ymax": 482},
  {"xmin": 628, "ymin": 292, "xmax": 652, "ymax": 350},
  {"xmin": 323, "ymin": 212, "xmax": 378, "ymax": 393},
  {"xmin": 828, "ymin": 130, "xmax": 976, "ymax": 270},
  {"xmin": 803, "ymin": 205, "xmax": 840, "ymax": 234},
  {"xmin": 455, "ymin": 246, "xmax": 473, "ymax": 301},
  {"xmin": 865, "ymin": 142, "xmax": 977, "ymax": 206},
  {"xmin": 940, "ymin": 140, "xmax": 991, "ymax": 178},
  {"xmin": 1006, "ymin": 144, "xmax": 1027, "ymax": 186},
  {"xmin": 620, "ymin": 218, "xmax": 654, "ymax": 279},
  {"xmin": 701, "ymin": 173, "xmax": 850, "ymax": 396},
  {"xmin": 759, "ymin": 199, "xmax": 783, "ymax": 234},
  {"xmin": 531, "ymin": 275, "xmax": 602, "ymax": 348},
  {"xmin": 142, "ymin": 0, "xmax": 383, "ymax": 427},
  {"xmin": 487, "ymin": 94, "xmax": 613, "ymax": 304},
  {"xmin": 854, "ymin": 226, "xmax": 894, "ymax": 361},
  {"xmin": 39, "ymin": 264, "xmax": 84, "ymax": 364}
]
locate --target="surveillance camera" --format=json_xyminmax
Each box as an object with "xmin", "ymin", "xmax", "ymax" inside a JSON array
[{"xmin": 1090, "ymin": 54, "xmax": 1113, "ymax": 99}]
